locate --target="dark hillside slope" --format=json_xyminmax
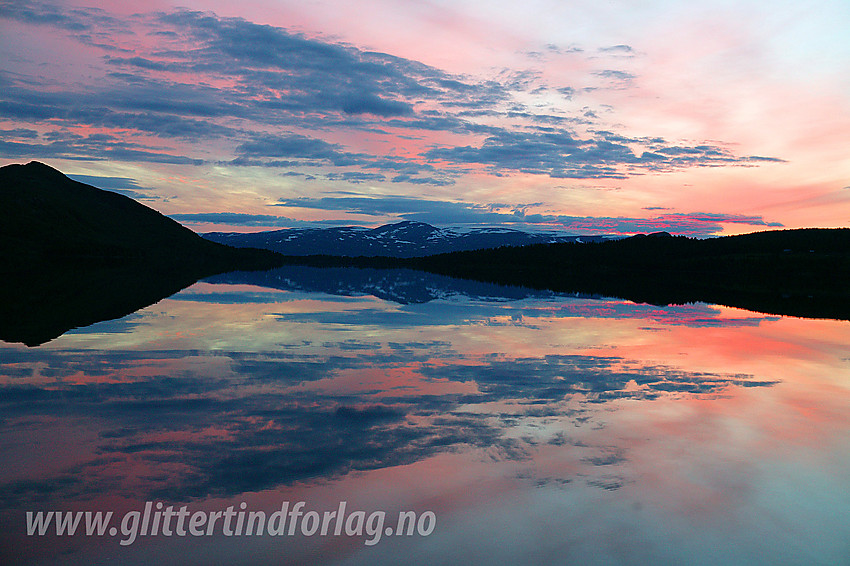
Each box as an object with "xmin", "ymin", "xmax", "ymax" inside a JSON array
[{"xmin": 0, "ymin": 161, "xmax": 280, "ymax": 272}]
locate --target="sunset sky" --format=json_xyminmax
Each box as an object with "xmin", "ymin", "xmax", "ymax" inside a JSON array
[{"xmin": 1, "ymin": 0, "xmax": 848, "ymax": 236}]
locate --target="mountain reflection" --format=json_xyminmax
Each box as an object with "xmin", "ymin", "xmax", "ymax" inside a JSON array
[{"xmin": 0, "ymin": 261, "xmax": 839, "ymax": 349}]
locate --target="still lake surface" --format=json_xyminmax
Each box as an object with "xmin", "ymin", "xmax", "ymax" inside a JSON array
[{"xmin": 1, "ymin": 267, "xmax": 849, "ymax": 565}]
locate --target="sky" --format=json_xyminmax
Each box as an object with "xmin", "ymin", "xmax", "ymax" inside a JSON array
[{"xmin": 1, "ymin": 0, "xmax": 848, "ymax": 236}]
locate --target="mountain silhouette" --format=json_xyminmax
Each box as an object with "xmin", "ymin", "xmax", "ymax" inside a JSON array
[
  {"xmin": 0, "ymin": 161, "xmax": 282, "ymax": 345},
  {"xmin": 0, "ymin": 161, "xmax": 280, "ymax": 269},
  {"xmin": 203, "ymin": 220, "xmax": 608, "ymax": 257}
]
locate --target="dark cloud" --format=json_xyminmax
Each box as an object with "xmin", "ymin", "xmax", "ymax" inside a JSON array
[
  {"xmin": 0, "ymin": 1, "xmax": 120, "ymax": 32},
  {"xmin": 599, "ymin": 45, "xmax": 635, "ymax": 54},
  {"xmin": 593, "ymin": 69, "xmax": 636, "ymax": 80},
  {"xmin": 171, "ymin": 212, "xmax": 371, "ymax": 228},
  {"xmin": 235, "ymin": 133, "xmax": 365, "ymax": 166},
  {"xmin": 390, "ymin": 174, "xmax": 455, "ymax": 186},
  {"xmin": 362, "ymin": 158, "xmax": 437, "ymax": 175},
  {"xmin": 557, "ymin": 86, "xmax": 577, "ymax": 99},
  {"xmin": 592, "ymin": 69, "xmax": 636, "ymax": 88},
  {"xmin": 67, "ymin": 174, "xmax": 157, "ymax": 200},
  {"xmin": 151, "ymin": 8, "xmax": 500, "ymax": 118},
  {"xmin": 425, "ymin": 129, "xmax": 784, "ymax": 179},
  {"xmin": 0, "ymin": 81, "xmax": 238, "ymax": 139},
  {"xmin": 104, "ymin": 55, "xmax": 185, "ymax": 73},
  {"xmin": 541, "ymin": 212, "xmax": 784, "ymax": 236},
  {"xmin": 0, "ymin": 128, "xmax": 39, "ymax": 139},
  {"xmin": 385, "ymin": 114, "xmax": 499, "ymax": 135},
  {"xmin": 325, "ymin": 171, "xmax": 386, "ymax": 183},
  {"xmin": 0, "ymin": 137, "xmax": 204, "ymax": 165},
  {"xmin": 664, "ymin": 212, "xmax": 783, "ymax": 227},
  {"xmin": 340, "ymin": 94, "xmax": 413, "ymax": 116},
  {"xmin": 169, "ymin": 212, "xmax": 296, "ymax": 227}
]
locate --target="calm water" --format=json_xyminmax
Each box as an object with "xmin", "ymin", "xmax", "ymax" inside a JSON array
[{"xmin": 1, "ymin": 269, "xmax": 849, "ymax": 565}]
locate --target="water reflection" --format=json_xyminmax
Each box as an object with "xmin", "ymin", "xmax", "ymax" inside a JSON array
[{"xmin": 1, "ymin": 273, "xmax": 849, "ymax": 565}]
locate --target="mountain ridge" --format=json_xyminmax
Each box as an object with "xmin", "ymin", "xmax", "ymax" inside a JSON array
[{"xmin": 202, "ymin": 220, "xmax": 611, "ymax": 257}]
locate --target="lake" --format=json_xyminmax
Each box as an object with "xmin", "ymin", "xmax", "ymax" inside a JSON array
[{"xmin": 1, "ymin": 267, "xmax": 849, "ymax": 565}]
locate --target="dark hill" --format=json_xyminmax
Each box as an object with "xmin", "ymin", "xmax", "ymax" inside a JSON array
[
  {"xmin": 403, "ymin": 228, "xmax": 850, "ymax": 320},
  {"xmin": 0, "ymin": 161, "xmax": 283, "ymax": 345},
  {"xmin": 0, "ymin": 161, "xmax": 279, "ymax": 271}
]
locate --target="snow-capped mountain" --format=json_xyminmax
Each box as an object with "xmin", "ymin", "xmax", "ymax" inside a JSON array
[{"xmin": 202, "ymin": 221, "xmax": 609, "ymax": 258}]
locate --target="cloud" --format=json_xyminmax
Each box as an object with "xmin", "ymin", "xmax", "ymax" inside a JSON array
[
  {"xmin": 593, "ymin": 69, "xmax": 636, "ymax": 82},
  {"xmin": 150, "ymin": 8, "xmax": 500, "ymax": 119},
  {"xmin": 235, "ymin": 133, "xmax": 365, "ymax": 166},
  {"xmin": 325, "ymin": 171, "xmax": 386, "ymax": 183},
  {"xmin": 0, "ymin": 1, "xmax": 122, "ymax": 33},
  {"xmin": 0, "ymin": 128, "xmax": 38, "ymax": 139},
  {"xmin": 0, "ymin": 5, "xmax": 784, "ymax": 183},
  {"xmin": 66, "ymin": 174, "xmax": 157, "ymax": 200},
  {"xmin": 425, "ymin": 129, "xmax": 780, "ymax": 179},
  {"xmin": 599, "ymin": 45, "xmax": 635, "ymax": 54},
  {"xmin": 0, "ymin": 85, "xmax": 237, "ymax": 139},
  {"xmin": 340, "ymin": 94, "xmax": 413, "ymax": 116},
  {"xmin": 0, "ymin": 136, "xmax": 204, "ymax": 165},
  {"xmin": 390, "ymin": 174, "xmax": 455, "ymax": 186},
  {"xmin": 543, "ymin": 212, "xmax": 784, "ymax": 236},
  {"xmin": 664, "ymin": 212, "xmax": 784, "ymax": 227},
  {"xmin": 230, "ymin": 134, "xmax": 453, "ymax": 182},
  {"xmin": 274, "ymin": 195, "xmax": 510, "ymax": 224},
  {"xmin": 170, "ymin": 212, "xmax": 372, "ymax": 229},
  {"xmin": 169, "ymin": 213, "xmax": 297, "ymax": 227}
]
